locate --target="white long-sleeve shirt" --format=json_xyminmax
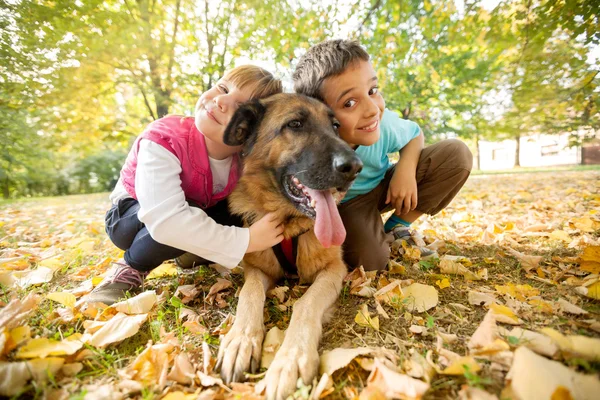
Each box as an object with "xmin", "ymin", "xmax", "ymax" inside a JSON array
[{"xmin": 110, "ymin": 139, "xmax": 249, "ymax": 268}]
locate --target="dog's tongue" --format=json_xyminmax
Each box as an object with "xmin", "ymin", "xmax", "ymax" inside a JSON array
[{"xmin": 304, "ymin": 188, "xmax": 346, "ymax": 248}]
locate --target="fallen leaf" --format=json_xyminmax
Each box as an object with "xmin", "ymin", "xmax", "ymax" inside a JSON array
[
  {"xmin": 206, "ymin": 278, "xmax": 233, "ymax": 305},
  {"xmin": 540, "ymin": 328, "xmax": 600, "ymax": 362},
  {"xmin": 0, "ymin": 358, "xmax": 65, "ymax": 396},
  {"xmin": 468, "ymin": 311, "xmax": 498, "ymax": 352},
  {"xmin": 86, "ymin": 313, "xmax": 148, "ymax": 348},
  {"xmin": 499, "ymin": 327, "xmax": 558, "ymax": 358},
  {"xmin": 556, "ymin": 298, "xmax": 588, "ymax": 315},
  {"xmin": 162, "ymin": 391, "xmax": 200, "ymax": 400},
  {"xmin": 494, "ymin": 283, "xmax": 539, "ymax": 301},
  {"xmin": 355, "ymin": 304, "xmax": 379, "ymax": 331},
  {"xmin": 550, "ymin": 230, "xmax": 571, "ymax": 243},
  {"xmin": 16, "ymin": 334, "xmax": 84, "ymax": 359},
  {"xmin": 197, "ymin": 370, "xmax": 223, "ymax": 387},
  {"xmin": 319, "ymin": 347, "xmax": 375, "ymax": 376},
  {"xmin": 46, "ymin": 292, "xmax": 76, "ymax": 309},
  {"xmin": 182, "ymin": 320, "xmax": 208, "ymax": 335},
  {"xmin": 489, "ymin": 303, "xmax": 521, "ymax": 325},
  {"xmin": 458, "ymin": 386, "xmax": 499, "ymax": 400},
  {"xmin": 123, "ymin": 341, "xmax": 175, "ymax": 389},
  {"xmin": 468, "ymin": 291, "xmax": 498, "ymax": 306},
  {"xmin": 363, "ymin": 358, "xmax": 429, "ymax": 399},
  {"xmin": 439, "ymin": 256, "xmax": 482, "ymax": 280},
  {"xmin": 261, "ymin": 327, "xmax": 286, "ymax": 369},
  {"xmin": 174, "ymin": 285, "xmax": 200, "ymax": 304},
  {"xmin": 374, "ymin": 279, "xmax": 403, "ymax": 307},
  {"xmin": 506, "ymin": 346, "xmax": 600, "ymax": 400},
  {"xmin": 146, "ymin": 263, "xmax": 177, "ymax": 279},
  {"xmin": 401, "ymin": 283, "xmax": 439, "ymax": 313},
  {"xmin": 111, "ymin": 290, "xmax": 157, "ymax": 314},
  {"xmin": 167, "ymin": 352, "xmax": 195, "ymax": 385},
  {"xmin": 506, "ymin": 248, "xmax": 543, "ymax": 273},
  {"xmin": 579, "ymin": 246, "xmax": 600, "ymax": 274},
  {"xmin": 61, "ymin": 362, "xmax": 83, "ymax": 377},
  {"xmin": 575, "ymin": 281, "xmax": 600, "ymax": 300},
  {"xmin": 435, "ymin": 278, "xmax": 450, "ymax": 289},
  {"xmin": 266, "ymin": 286, "xmax": 289, "ymax": 303},
  {"xmin": 440, "ymin": 356, "xmax": 481, "ymax": 375},
  {"xmin": 14, "ymin": 267, "xmax": 54, "ymax": 288},
  {"xmin": 388, "ymin": 259, "xmax": 406, "ymax": 274}
]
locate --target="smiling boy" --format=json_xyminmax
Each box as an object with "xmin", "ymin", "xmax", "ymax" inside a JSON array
[{"xmin": 293, "ymin": 39, "xmax": 473, "ymax": 271}]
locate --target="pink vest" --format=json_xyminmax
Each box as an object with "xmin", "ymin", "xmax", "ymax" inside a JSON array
[{"xmin": 120, "ymin": 115, "xmax": 241, "ymax": 209}]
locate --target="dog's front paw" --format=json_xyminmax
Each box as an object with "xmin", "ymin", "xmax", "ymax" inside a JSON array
[
  {"xmin": 217, "ymin": 321, "xmax": 264, "ymax": 384},
  {"xmin": 260, "ymin": 343, "xmax": 319, "ymax": 400}
]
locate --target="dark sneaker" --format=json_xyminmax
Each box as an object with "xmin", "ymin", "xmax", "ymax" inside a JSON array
[
  {"xmin": 85, "ymin": 261, "xmax": 148, "ymax": 305},
  {"xmin": 391, "ymin": 226, "xmax": 438, "ymax": 259},
  {"xmin": 174, "ymin": 252, "xmax": 210, "ymax": 269}
]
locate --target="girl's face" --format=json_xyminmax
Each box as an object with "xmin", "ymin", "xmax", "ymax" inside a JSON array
[{"xmin": 195, "ymin": 79, "xmax": 256, "ymax": 146}]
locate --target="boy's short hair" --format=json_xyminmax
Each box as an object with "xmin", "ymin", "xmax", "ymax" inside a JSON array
[
  {"xmin": 224, "ymin": 65, "xmax": 282, "ymax": 99},
  {"xmin": 293, "ymin": 39, "xmax": 370, "ymax": 101}
]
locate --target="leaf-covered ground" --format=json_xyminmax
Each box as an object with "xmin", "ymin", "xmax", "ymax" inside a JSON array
[{"xmin": 1, "ymin": 170, "xmax": 599, "ymax": 400}]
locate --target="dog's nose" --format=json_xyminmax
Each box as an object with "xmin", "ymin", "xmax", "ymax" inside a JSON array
[{"xmin": 333, "ymin": 153, "xmax": 363, "ymax": 179}]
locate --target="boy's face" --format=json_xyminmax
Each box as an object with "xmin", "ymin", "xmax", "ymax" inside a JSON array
[
  {"xmin": 321, "ymin": 60, "xmax": 385, "ymax": 148},
  {"xmin": 195, "ymin": 78, "xmax": 256, "ymax": 146}
]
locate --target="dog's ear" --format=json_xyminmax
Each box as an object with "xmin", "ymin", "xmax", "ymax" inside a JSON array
[{"xmin": 223, "ymin": 99, "xmax": 266, "ymax": 147}]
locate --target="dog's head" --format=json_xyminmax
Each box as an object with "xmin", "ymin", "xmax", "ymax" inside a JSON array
[{"xmin": 223, "ymin": 93, "xmax": 363, "ymax": 248}]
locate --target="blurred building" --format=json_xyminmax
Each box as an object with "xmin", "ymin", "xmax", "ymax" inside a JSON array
[{"xmin": 477, "ymin": 133, "xmax": 600, "ymax": 170}]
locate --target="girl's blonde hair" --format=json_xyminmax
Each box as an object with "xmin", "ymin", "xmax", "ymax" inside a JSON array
[{"xmin": 223, "ymin": 65, "xmax": 282, "ymax": 99}]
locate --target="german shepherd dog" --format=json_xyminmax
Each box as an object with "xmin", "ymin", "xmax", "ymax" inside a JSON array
[{"xmin": 216, "ymin": 93, "xmax": 362, "ymax": 399}]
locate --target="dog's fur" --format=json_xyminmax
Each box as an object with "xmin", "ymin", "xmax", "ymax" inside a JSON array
[{"xmin": 216, "ymin": 93, "xmax": 362, "ymax": 400}]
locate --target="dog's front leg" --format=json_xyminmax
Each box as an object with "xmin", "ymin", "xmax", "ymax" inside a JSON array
[
  {"xmin": 261, "ymin": 262, "xmax": 346, "ymax": 400},
  {"xmin": 217, "ymin": 265, "xmax": 274, "ymax": 383}
]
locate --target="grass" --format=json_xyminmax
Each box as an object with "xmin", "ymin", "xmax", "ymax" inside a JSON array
[{"xmin": 1, "ymin": 170, "xmax": 599, "ymax": 399}]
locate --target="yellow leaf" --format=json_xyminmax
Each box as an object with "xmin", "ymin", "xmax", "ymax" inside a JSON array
[
  {"xmin": 490, "ymin": 303, "xmax": 521, "ymax": 324},
  {"xmin": 355, "ymin": 304, "xmax": 379, "ymax": 331},
  {"xmin": 570, "ymin": 217, "xmax": 598, "ymax": 233},
  {"xmin": 39, "ymin": 257, "xmax": 63, "ymax": 271},
  {"xmin": 401, "ymin": 283, "xmax": 439, "ymax": 312},
  {"xmin": 162, "ymin": 392, "xmax": 200, "ymax": 400},
  {"xmin": 91, "ymin": 276, "xmax": 104, "ymax": 286},
  {"xmin": 551, "ymin": 386, "xmax": 574, "ymax": 400},
  {"xmin": 579, "ymin": 246, "xmax": 600, "ymax": 274},
  {"xmin": 540, "ymin": 328, "xmax": 600, "ymax": 362},
  {"xmin": 146, "ymin": 263, "xmax": 177, "ymax": 279},
  {"xmin": 550, "ymin": 230, "xmax": 571, "ymax": 243},
  {"xmin": 495, "ymin": 283, "xmax": 539, "ymax": 301},
  {"xmin": 9, "ymin": 326, "xmax": 31, "ymax": 346},
  {"xmin": 46, "ymin": 292, "xmax": 76, "ymax": 309},
  {"xmin": 576, "ymin": 281, "xmax": 600, "ymax": 300},
  {"xmin": 440, "ymin": 356, "xmax": 481, "ymax": 375},
  {"xmin": 16, "ymin": 334, "xmax": 83, "ymax": 359},
  {"xmin": 528, "ymin": 299, "xmax": 554, "ymax": 314},
  {"xmin": 435, "ymin": 278, "xmax": 450, "ymax": 289}
]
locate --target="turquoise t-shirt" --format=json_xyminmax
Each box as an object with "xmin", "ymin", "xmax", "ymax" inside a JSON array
[{"xmin": 342, "ymin": 109, "xmax": 421, "ymax": 202}]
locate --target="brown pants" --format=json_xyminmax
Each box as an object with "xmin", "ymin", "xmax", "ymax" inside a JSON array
[{"xmin": 339, "ymin": 139, "xmax": 473, "ymax": 271}]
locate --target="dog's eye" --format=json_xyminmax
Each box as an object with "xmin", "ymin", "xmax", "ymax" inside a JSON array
[
  {"xmin": 287, "ymin": 120, "xmax": 303, "ymax": 129},
  {"xmin": 332, "ymin": 121, "xmax": 341, "ymax": 130}
]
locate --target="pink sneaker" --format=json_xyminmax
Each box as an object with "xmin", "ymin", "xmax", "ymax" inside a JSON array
[{"xmin": 85, "ymin": 261, "xmax": 148, "ymax": 305}]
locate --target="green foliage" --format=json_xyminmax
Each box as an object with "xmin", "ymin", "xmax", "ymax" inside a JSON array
[{"xmin": 1, "ymin": 0, "xmax": 597, "ymax": 197}]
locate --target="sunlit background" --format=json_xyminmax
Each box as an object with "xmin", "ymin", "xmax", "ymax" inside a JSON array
[{"xmin": 1, "ymin": 0, "xmax": 598, "ymax": 198}]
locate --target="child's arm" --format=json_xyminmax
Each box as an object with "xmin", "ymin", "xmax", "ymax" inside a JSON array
[
  {"xmin": 385, "ymin": 129, "xmax": 424, "ymax": 215},
  {"xmin": 135, "ymin": 140, "xmax": 282, "ymax": 268}
]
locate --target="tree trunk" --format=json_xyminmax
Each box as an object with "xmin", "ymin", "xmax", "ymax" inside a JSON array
[
  {"xmin": 514, "ymin": 133, "xmax": 521, "ymax": 167},
  {"xmin": 3, "ymin": 177, "xmax": 9, "ymax": 199},
  {"xmin": 475, "ymin": 134, "xmax": 481, "ymax": 171}
]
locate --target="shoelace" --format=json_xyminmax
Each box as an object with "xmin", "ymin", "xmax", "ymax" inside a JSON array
[{"xmin": 109, "ymin": 264, "xmax": 147, "ymax": 287}]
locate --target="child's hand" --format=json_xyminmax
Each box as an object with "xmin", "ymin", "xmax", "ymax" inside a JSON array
[
  {"xmin": 386, "ymin": 170, "xmax": 418, "ymax": 215},
  {"xmin": 247, "ymin": 212, "xmax": 284, "ymax": 253}
]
